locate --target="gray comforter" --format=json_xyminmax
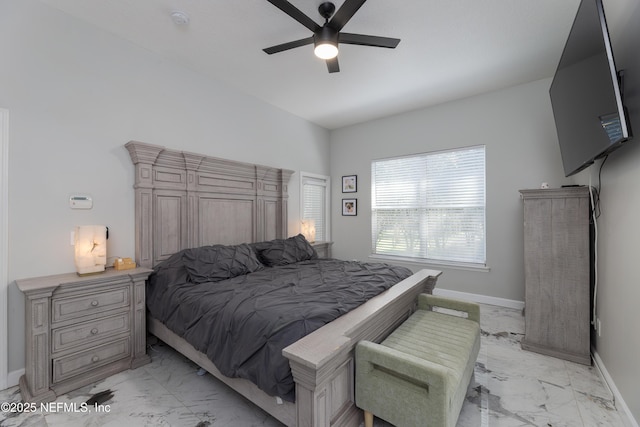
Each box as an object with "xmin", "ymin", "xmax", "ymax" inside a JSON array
[{"xmin": 147, "ymin": 247, "xmax": 412, "ymax": 402}]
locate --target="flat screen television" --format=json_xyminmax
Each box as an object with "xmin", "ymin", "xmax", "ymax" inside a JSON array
[{"xmin": 550, "ymin": 0, "xmax": 631, "ymax": 177}]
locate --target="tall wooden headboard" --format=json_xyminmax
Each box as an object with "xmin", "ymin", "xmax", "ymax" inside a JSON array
[{"xmin": 126, "ymin": 141, "xmax": 294, "ymax": 268}]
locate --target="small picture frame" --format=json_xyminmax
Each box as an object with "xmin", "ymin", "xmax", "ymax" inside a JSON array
[
  {"xmin": 342, "ymin": 198, "xmax": 357, "ymax": 216},
  {"xmin": 342, "ymin": 175, "xmax": 357, "ymax": 193}
]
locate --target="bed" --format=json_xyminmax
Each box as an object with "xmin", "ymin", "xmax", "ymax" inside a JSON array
[{"xmin": 126, "ymin": 141, "xmax": 442, "ymax": 427}]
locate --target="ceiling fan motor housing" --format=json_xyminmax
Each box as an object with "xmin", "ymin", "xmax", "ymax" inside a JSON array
[
  {"xmin": 318, "ymin": 2, "xmax": 336, "ymax": 21},
  {"xmin": 315, "ymin": 26, "xmax": 338, "ymax": 46}
]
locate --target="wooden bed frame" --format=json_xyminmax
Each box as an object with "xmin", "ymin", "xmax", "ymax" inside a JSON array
[{"xmin": 126, "ymin": 141, "xmax": 442, "ymax": 427}]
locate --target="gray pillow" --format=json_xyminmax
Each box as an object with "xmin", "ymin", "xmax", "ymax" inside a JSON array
[
  {"xmin": 182, "ymin": 243, "xmax": 264, "ymax": 284},
  {"xmin": 252, "ymin": 234, "xmax": 317, "ymax": 267}
]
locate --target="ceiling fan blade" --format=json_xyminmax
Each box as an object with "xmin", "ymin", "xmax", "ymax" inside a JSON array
[
  {"xmin": 263, "ymin": 36, "xmax": 314, "ymax": 54},
  {"xmin": 339, "ymin": 33, "xmax": 400, "ymax": 49},
  {"xmin": 329, "ymin": 0, "xmax": 367, "ymax": 32},
  {"xmin": 265, "ymin": 0, "xmax": 321, "ymax": 32},
  {"xmin": 326, "ymin": 57, "xmax": 340, "ymax": 73}
]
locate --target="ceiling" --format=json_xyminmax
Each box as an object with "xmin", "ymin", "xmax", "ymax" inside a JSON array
[{"xmin": 40, "ymin": 0, "xmax": 583, "ymax": 130}]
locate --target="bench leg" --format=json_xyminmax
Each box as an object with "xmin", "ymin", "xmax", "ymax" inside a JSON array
[{"xmin": 364, "ymin": 411, "xmax": 374, "ymax": 427}]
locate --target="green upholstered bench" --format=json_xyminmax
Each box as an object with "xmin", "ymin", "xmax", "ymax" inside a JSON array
[{"xmin": 355, "ymin": 294, "xmax": 481, "ymax": 427}]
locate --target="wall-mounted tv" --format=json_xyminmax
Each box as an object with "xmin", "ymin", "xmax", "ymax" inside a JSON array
[{"xmin": 550, "ymin": 0, "xmax": 632, "ymax": 177}]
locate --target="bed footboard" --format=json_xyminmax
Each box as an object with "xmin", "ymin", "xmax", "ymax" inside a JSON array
[{"xmin": 283, "ymin": 269, "xmax": 441, "ymax": 427}]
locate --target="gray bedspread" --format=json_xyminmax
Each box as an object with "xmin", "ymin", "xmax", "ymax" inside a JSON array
[{"xmin": 147, "ymin": 253, "xmax": 412, "ymax": 402}]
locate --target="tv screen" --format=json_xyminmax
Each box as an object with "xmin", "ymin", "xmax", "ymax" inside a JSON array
[{"xmin": 550, "ymin": 0, "xmax": 631, "ymax": 177}]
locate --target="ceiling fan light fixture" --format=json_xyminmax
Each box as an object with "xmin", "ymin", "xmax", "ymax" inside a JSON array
[
  {"xmin": 314, "ymin": 42, "xmax": 338, "ymax": 59},
  {"xmin": 314, "ymin": 26, "xmax": 338, "ymax": 59}
]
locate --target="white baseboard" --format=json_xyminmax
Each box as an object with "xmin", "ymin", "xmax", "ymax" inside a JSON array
[
  {"xmin": 592, "ymin": 349, "xmax": 639, "ymax": 427},
  {"xmin": 433, "ymin": 288, "xmax": 524, "ymax": 310},
  {"xmin": 6, "ymin": 368, "xmax": 23, "ymax": 389}
]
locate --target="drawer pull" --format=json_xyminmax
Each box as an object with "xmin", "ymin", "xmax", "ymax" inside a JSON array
[
  {"xmin": 90, "ymin": 328, "xmax": 99, "ymax": 335},
  {"xmin": 90, "ymin": 300, "xmax": 99, "ymax": 307},
  {"xmin": 91, "ymin": 355, "xmax": 100, "ymax": 363}
]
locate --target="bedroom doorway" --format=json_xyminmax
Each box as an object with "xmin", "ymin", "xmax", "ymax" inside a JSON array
[{"xmin": 0, "ymin": 108, "xmax": 8, "ymax": 390}]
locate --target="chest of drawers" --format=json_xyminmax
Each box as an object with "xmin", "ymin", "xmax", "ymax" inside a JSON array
[
  {"xmin": 16, "ymin": 267, "xmax": 152, "ymax": 403},
  {"xmin": 519, "ymin": 188, "xmax": 591, "ymax": 365}
]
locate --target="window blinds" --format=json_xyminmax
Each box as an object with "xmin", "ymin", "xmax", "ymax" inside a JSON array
[
  {"xmin": 302, "ymin": 175, "xmax": 328, "ymax": 241},
  {"xmin": 371, "ymin": 145, "xmax": 486, "ymax": 265}
]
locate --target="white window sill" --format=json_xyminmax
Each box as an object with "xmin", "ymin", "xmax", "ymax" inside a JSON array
[{"xmin": 368, "ymin": 254, "xmax": 490, "ymax": 273}]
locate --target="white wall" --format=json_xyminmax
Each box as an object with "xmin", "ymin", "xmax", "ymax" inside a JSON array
[
  {"xmin": 330, "ymin": 78, "xmax": 567, "ymax": 302},
  {"xmin": 0, "ymin": 0, "xmax": 330, "ymax": 375}
]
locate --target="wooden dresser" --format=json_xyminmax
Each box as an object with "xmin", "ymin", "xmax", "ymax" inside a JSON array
[
  {"xmin": 17, "ymin": 267, "xmax": 152, "ymax": 403},
  {"xmin": 519, "ymin": 187, "xmax": 591, "ymax": 365}
]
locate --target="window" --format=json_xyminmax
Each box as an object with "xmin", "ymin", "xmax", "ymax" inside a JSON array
[
  {"xmin": 371, "ymin": 145, "xmax": 485, "ymax": 266},
  {"xmin": 300, "ymin": 172, "xmax": 330, "ymax": 241}
]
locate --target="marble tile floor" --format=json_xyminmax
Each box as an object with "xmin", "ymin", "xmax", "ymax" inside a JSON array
[{"xmin": 0, "ymin": 304, "xmax": 629, "ymax": 427}]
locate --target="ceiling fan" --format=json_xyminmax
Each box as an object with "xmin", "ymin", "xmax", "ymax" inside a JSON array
[{"xmin": 263, "ymin": 0, "xmax": 401, "ymax": 73}]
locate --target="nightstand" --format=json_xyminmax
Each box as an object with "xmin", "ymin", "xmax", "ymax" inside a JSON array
[
  {"xmin": 311, "ymin": 241, "xmax": 333, "ymax": 258},
  {"xmin": 16, "ymin": 267, "xmax": 152, "ymax": 403}
]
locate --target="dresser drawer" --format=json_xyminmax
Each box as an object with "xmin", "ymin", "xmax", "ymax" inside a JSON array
[
  {"xmin": 52, "ymin": 337, "xmax": 131, "ymax": 383},
  {"xmin": 52, "ymin": 286, "xmax": 130, "ymax": 323},
  {"xmin": 52, "ymin": 312, "xmax": 130, "ymax": 353}
]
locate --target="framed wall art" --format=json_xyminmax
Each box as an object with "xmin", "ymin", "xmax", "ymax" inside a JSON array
[
  {"xmin": 342, "ymin": 175, "xmax": 357, "ymax": 193},
  {"xmin": 342, "ymin": 198, "xmax": 357, "ymax": 216}
]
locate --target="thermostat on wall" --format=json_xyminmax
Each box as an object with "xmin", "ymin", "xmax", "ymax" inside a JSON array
[{"xmin": 69, "ymin": 195, "xmax": 93, "ymax": 209}]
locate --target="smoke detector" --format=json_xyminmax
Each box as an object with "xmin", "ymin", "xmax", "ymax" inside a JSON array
[{"xmin": 170, "ymin": 11, "xmax": 190, "ymax": 25}]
